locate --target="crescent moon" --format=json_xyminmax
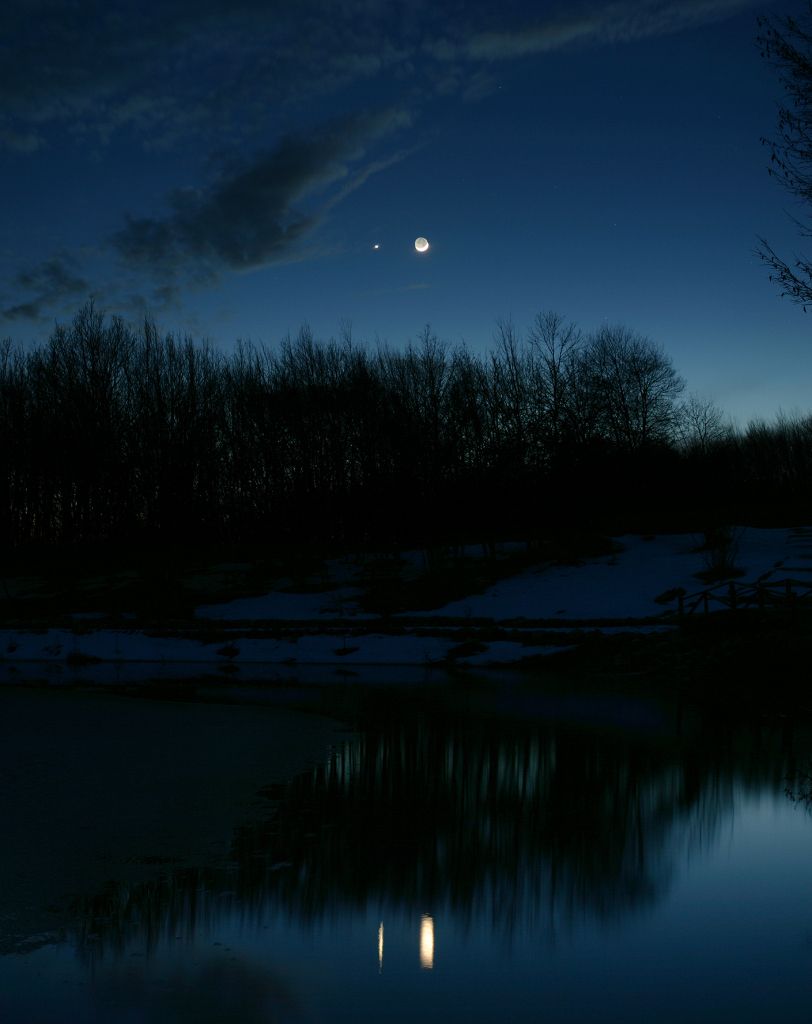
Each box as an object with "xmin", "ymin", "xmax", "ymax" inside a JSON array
[{"xmin": 414, "ymin": 236, "xmax": 430, "ymax": 253}]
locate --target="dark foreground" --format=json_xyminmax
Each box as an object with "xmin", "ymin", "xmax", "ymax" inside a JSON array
[{"xmin": 2, "ymin": 672, "xmax": 812, "ymax": 1023}]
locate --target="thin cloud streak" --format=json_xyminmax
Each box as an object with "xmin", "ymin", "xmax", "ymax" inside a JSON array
[
  {"xmin": 0, "ymin": 0, "xmax": 423, "ymax": 153},
  {"xmin": 111, "ymin": 109, "xmax": 412, "ymax": 283},
  {"xmin": 462, "ymin": 0, "xmax": 763, "ymax": 61},
  {"xmin": 2, "ymin": 253, "xmax": 89, "ymax": 322},
  {"xmin": 0, "ymin": 0, "xmax": 766, "ymax": 325},
  {"xmin": 360, "ymin": 281, "xmax": 431, "ymax": 298},
  {"xmin": 0, "ymin": 1, "xmax": 761, "ymax": 154}
]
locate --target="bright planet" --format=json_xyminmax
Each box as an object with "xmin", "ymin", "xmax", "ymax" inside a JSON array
[{"xmin": 414, "ymin": 236, "xmax": 429, "ymax": 253}]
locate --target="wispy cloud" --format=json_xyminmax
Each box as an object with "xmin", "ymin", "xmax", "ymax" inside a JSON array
[
  {"xmin": 0, "ymin": 0, "xmax": 763, "ymax": 323},
  {"xmin": 0, "ymin": 1, "xmax": 422, "ymax": 153},
  {"xmin": 361, "ymin": 281, "xmax": 431, "ymax": 298},
  {"xmin": 112, "ymin": 109, "xmax": 412, "ymax": 282},
  {"xmin": 0, "ymin": 127, "xmax": 46, "ymax": 154},
  {"xmin": 2, "ymin": 253, "xmax": 89, "ymax": 322},
  {"xmin": 462, "ymin": 0, "xmax": 763, "ymax": 62},
  {"xmin": 0, "ymin": 1, "xmax": 761, "ymax": 154}
]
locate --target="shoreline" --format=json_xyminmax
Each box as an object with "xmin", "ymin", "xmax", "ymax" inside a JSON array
[{"xmin": 0, "ymin": 615, "xmax": 673, "ymax": 682}]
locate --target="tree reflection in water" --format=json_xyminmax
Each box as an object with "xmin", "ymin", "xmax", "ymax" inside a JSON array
[
  {"xmin": 91, "ymin": 955, "xmax": 307, "ymax": 1024},
  {"xmin": 72, "ymin": 700, "xmax": 803, "ymax": 960}
]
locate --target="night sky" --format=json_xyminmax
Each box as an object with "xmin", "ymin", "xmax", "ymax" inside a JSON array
[{"xmin": 1, "ymin": 0, "xmax": 808, "ymax": 424}]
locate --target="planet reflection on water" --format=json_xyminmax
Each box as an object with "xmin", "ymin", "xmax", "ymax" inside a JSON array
[{"xmin": 419, "ymin": 915, "xmax": 435, "ymax": 970}]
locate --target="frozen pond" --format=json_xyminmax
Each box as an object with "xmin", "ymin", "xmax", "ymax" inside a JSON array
[{"xmin": 2, "ymin": 678, "xmax": 812, "ymax": 1023}]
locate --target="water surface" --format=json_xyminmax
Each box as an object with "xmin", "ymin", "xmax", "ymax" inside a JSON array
[{"xmin": 2, "ymin": 678, "xmax": 812, "ymax": 1023}]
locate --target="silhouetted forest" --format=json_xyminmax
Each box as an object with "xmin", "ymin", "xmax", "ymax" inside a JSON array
[{"xmin": 1, "ymin": 303, "xmax": 810, "ymax": 554}]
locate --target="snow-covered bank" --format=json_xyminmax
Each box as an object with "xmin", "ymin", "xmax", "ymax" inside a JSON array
[
  {"xmin": 0, "ymin": 627, "xmax": 570, "ymax": 679},
  {"xmin": 195, "ymin": 526, "xmax": 812, "ymax": 624},
  {"xmin": 2, "ymin": 527, "xmax": 811, "ymax": 679},
  {"xmin": 413, "ymin": 527, "xmax": 812, "ymax": 620}
]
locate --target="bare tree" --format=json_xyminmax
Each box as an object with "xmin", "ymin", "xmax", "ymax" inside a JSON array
[
  {"xmin": 490, "ymin": 317, "xmax": 529, "ymax": 460},
  {"xmin": 527, "ymin": 310, "xmax": 582, "ymax": 455},
  {"xmin": 0, "ymin": 338, "xmax": 29, "ymax": 545},
  {"xmin": 757, "ymin": 5, "xmax": 812, "ymax": 307},
  {"xmin": 584, "ymin": 326, "xmax": 685, "ymax": 451},
  {"xmin": 675, "ymin": 394, "xmax": 732, "ymax": 454}
]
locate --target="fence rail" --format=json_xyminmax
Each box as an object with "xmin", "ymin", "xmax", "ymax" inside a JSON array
[{"xmin": 673, "ymin": 576, "xmax": 812, "ymax": 619}]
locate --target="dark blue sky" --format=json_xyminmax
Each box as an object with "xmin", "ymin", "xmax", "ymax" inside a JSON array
[{"xmin": 0, "ymin": 0, "xmax": 807, "ymax": 422}]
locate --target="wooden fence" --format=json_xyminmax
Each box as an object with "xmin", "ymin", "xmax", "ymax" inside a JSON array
[{"xmin": 673, "ymin": 577, "xmax": 812, "ymax": 620}]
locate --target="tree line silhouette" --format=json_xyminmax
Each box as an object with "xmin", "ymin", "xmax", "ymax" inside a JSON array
[{"xmin": 0, "ymin": 303, "xmax": 809, "ymax": 554}]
